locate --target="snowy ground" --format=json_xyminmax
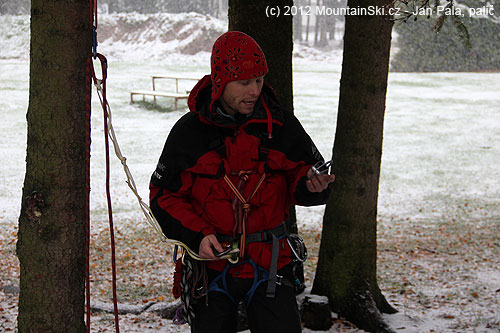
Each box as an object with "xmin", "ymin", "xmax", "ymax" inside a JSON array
[{"xmin": 1, "ymin": 12, "xmax": 500, "ymax": 332}]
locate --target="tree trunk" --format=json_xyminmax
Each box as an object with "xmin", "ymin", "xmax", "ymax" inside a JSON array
[
  {"xmin": 325, "ymin": 0, "xmax": 336, "ymax": 40},
  {"xmin": 293, "ymin": 7, "xmax": 303, "ymax": 41},
  {"xmin": 311, "ymin": 0, "xmax": 397, "ymax": 332},
  {"xmin": 16, "ymin": 0, "xmax": 91, "ymax": 331},
  {"xmin": 228, "ymin": 0, "xmax": 297, "ymax": 233},
  {"xmin": 318, "ymin": 7, "xmax": 328, "ymax": 47},
  {"xmin": 314, "ymin": 1, "xmax": 320, "ymax": 45},
  {"xmin": 305, "ymin": 0, "xmax": 311, "ymax": 42}
]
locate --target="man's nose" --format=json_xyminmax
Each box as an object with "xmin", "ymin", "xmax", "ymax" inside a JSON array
[{"xmin": 248, "ymin": 82, "xmax": 260, "ymax": 96}]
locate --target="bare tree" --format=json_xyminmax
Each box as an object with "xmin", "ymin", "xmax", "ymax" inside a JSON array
[
  {"xmin": 312, "ymin": 0, "xmax": 398, "ymax": 331},
  {"xmin": 17, "ymin": 0, "xmax": 91, "ymax": 330},
  {"xmin": 228, "ymin": 0, "xmax": 298, "ymax": 228}
]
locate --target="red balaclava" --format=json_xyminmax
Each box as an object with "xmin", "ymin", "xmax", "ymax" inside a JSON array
[{"xmin": 210, "ymin": 31, "xmax": 269, "ymax": 113}]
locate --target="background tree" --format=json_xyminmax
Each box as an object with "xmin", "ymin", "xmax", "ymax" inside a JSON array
[
  {"xmin": 311, "ymin": 0, "xmax": 398, "ymax": 331},
  {"xmin": 227, "ymin": 0, "xmax": 298, "ymax": 232},
  {"xmin": 391, "ymin": 0, "xmax": 500, "ymax": 72},
  {"xmin": 227, "ymin": 0, "xmax": 307, "ymax": 292},
  {"xmin": 0, "ymin": 0, "xmax": 30, "ymax": 14},
  {"xmin": 16, "ymin": 0, "xmax": 91, "ymax": 330}
]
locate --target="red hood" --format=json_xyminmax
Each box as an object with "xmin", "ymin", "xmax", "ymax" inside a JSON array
[
  {"xmin": 188, "ymin": 74, "xmax": 212, "ymax": 113},
  {"xmin": 187, "ymin": 74, "xmax": 284, "ymax": 138}
]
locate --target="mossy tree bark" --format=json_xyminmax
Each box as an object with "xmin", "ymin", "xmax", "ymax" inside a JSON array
[
  {"xmin": 228, "ymin": 0, "xmax": 298, "ymax": 233},
  {"xmin": 311, "ymin": 1, "xmax": 398, "ymax": 332},
  {"xmin": 16, "ymin": 0, "xmax": 91, "ymax": 331}
]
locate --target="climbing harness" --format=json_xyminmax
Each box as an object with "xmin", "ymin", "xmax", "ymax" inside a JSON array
[
  {"xmin": 207, "ymin": 258, "xmax": 293, "ymax": 308},
  {"xmin": 215, "ymin": 222, "xmax": 290, "ymax": 299}
]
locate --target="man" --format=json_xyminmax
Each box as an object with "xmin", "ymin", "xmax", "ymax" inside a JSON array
[{"xmin": 150, "ymin": 31, "xmax": 334, "ymax": 333}]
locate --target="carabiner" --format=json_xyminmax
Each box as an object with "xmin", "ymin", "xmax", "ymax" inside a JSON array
[{"xmin": 310, "ymin": 159, "xmax": 332, "ymax": 178}]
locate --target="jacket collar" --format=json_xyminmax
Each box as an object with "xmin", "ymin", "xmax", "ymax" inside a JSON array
[{"xmin": 187, "ymin": 75, "xmax": 284, "ymax": 134}]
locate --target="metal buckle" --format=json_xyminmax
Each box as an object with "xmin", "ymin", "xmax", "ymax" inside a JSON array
[{"xmin": 275, "ymin": 274, "xmax": 284, "ymax": 286}]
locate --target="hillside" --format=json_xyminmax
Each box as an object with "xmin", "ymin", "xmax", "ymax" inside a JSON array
[{"xmin": 0, "ymin": 12, "xmax": 340, "ymax": 63}]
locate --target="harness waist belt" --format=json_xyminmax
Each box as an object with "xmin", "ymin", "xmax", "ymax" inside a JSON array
[
  {"xmin": 216, "ymin": 222, "xmax": 287, "ymax": 298},
  {"xmin": 216, "ymin": 222, "xmax": 287, "ymax": 245}
]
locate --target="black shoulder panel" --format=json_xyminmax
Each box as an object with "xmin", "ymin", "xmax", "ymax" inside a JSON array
[
  {"xmin": 150, "ymin": 112, "xmax": 228, "ymax": 192},
  {"xmin": 268, "ymin": 110, "xmax": 325, "ymax": 165}
]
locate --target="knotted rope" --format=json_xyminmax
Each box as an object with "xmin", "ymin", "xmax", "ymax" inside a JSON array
[{"xmin": 224, "ymin": 171, "xmax": 266, "ymax": 258}]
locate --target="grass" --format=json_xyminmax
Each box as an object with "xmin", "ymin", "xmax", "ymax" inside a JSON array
[{"xmin": 2, "ymin": 60, "xmax": 499, "ymax": 331}]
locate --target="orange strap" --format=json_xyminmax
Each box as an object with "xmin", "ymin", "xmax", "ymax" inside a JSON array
[{"xmin": 223, "ymin": 172, "xmax": 266, "ymax": 258}]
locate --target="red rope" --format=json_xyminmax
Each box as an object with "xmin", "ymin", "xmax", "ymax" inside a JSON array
[
  {"xmin": 86, "ymin": 0, "xmax": 120, "ymax": 329},
  {"xmin": 99, "ymin": 56, "xmax": 121, "ymax": 332},
  {"xmin": 91, "ymin": 0, "xmax": 97, "ymax": 30},
  {"xmin": 89, "ymin": 54, "xmax": 121, "ymax": 332}
]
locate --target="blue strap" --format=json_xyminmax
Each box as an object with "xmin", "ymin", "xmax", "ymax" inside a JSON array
[
  {"xmin": 243, "ymin": 260, "xmax": 268, "ymax": 307},
  {"xmin": 207, "ymin": 263, "xmax": 236, "ymax": 304},
  {"xmin": 207, "ymin": 259, "xmax": 270, "ymax": 308}
]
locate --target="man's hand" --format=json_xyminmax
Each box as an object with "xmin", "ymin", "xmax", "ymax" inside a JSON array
[
  {"xmin": 199, "ymin": 234, "xmax": 223, "ymax": 259},
  {"xmin": 306, "ymin": 168, "xmax": 335, "ymax": 193}
]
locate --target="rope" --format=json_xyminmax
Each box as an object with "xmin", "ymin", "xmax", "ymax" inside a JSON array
[
  {"xmin": 89, "ymin": 53, "xmax": 120, "ymax": 333},
  {"xmin": 83, "ymin": 1, "xmax": 235, "ymax": 325},
  {"xmin": 90, "ymin": 55, "xmax": 230, "ymax": 263},
  {"xmin": 84, "ymin": 1, "xmax": 218, "ymax": 331}
]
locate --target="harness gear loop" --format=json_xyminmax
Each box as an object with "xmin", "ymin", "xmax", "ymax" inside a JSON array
[
  {"xmin": 224, "ymin": 171, "xmax": 266, "ymax": 258},
  {"xmin": 174, "ymin": 253, "xmax": 210, "ymax": 326}
]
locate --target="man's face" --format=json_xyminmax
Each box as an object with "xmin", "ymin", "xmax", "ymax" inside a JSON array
[{"xmin": 219, "ymin": 76, "xmax": 264, "ymax": 116}]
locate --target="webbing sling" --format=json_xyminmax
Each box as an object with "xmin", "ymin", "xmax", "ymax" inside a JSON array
[{"xmin": 224, "ymin": 171, "xmax": 266, "ymax": 259}]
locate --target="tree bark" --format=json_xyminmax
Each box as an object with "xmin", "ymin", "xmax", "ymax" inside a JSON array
[
  {"xmin": 228, "ymin": 0, "xmax": 297, "ymax": 232},
  {"xmin": 16, "ymin": 0, "xmax": 91, "ymax": 331},
  {"xmin": 311, "ymin": 0, "xmax": 398, "ymax": 332},
  {"xmin": 228, "ymin": 0, "xmax": 293, "ymax": 117},
  {"xmin": 227, "ymin": 0, "xmax": 306, "ymax": 292}
]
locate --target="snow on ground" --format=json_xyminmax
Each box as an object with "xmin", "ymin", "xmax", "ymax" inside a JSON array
[{"xmin": 1, "ymin": 12, "xmax": 500, "ymax": 332}]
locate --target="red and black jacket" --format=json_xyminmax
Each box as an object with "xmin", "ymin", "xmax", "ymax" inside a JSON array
[{"xmin": 149, "ymin": 75, "xmax": 330, "ymax": 278}]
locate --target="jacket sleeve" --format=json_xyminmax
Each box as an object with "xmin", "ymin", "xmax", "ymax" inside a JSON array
[
  {"xmin": 149, "ymin": 114, "xmax": 215, "ymax": 252},
  {"xmin": 268, "ymin": 110, "xmax": 331, "ymax": 206}
]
